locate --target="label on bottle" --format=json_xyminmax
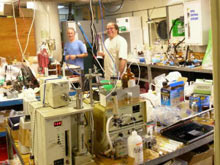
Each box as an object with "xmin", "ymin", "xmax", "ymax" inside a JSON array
[
  {"xmin": 128, "ymin": 79, "xmax": 136, "ymax": 87},
  {"xmin": 133, "ymin": 142, "xmax": 143, "ymax": 165}
]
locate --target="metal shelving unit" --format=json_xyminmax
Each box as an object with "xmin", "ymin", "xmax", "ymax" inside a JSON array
[
  {"xmin": 145, "ymin": 134, "xmax": 214, "ymax": 165},
  {"xmin": 128, "ymin": 62, "xmax": 213, "ymax": 84}
]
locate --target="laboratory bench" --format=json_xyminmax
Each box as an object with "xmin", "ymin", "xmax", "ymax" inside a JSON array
[
  {"xmin": 6, "ymin": 126, "xmax": 32, "ymax": 165},
  {"xmin": 5, "ymin": 115, "xmax": 214, "ymax": 165},
  {"xmin": 128, "ymin": 62, "xmax": 213, "ymax": 84},
  {"xmin": 0, "ymin": 98, "xmax": 23, "ymax": 111}
]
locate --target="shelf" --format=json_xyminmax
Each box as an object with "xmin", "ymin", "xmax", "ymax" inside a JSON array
[
  {"xmin": 0, "ymin": 98, "xmax": 23, "ymax": 108},
  {"xmin": 145, "ymin": 134, "xmax": 214, "ymax": 165},
  {"xmin": 128, "ymin": 61, "xmax": 213, "ymax": 84}
]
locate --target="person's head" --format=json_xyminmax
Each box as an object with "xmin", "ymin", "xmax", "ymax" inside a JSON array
[
  {"xmin": 106, "ymin": 22, "xmax": 119, "ymax": 39},
  {"xmin": 67, "ymin": 28, "xmax": 75, "ymax": 42}
]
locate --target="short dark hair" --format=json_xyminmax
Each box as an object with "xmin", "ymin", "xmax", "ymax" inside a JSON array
[{"xmin": 113, "ymin": 23, "xmax": 119, "ymax": 34}]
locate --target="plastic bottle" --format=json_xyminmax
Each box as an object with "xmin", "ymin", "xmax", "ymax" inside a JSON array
[
  {"xmin": 127, "ymin": 131, "xmax": 136, "ymax": 158},
  {"xmin": 127, "ymin": 131, "xmax": 144, "ymax": 165}
]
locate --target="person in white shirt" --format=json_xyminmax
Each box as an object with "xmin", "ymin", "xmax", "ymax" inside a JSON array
[{"xmin": 98, "ymin": 22, "xmax": 128, "ymax": 80}]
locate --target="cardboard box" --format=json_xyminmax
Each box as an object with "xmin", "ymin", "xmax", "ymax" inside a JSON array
[
  {"xmin": 161, "ymin": 81, "xmax": 184, "ymax": 106},
  {"xmin": 0, "ymin": 4, "xmax": 13, "ymax": 16},
  {"xmin": 19, "ymin": 8, "xmax": 33, "ymax": 18},
  {"xmin": 178, "ymin": 147, "xmax": 213, "ymax": 165},
  {"xmin": 194, "ymin": 79, "xmax": 213, "ymax": 95}
]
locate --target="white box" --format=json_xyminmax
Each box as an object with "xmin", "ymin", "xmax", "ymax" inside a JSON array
[
  {"xmin": 40, "ymin": 77, "xmax": 69, "ymax": 108},
  {"xmin": 116, "ymin": 17, "xmax": 142, "ymax": 32}
]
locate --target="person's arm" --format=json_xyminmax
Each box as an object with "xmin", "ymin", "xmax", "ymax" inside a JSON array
[
  {"xmin": 69, "ymin": 41, "xmax": 88, "ymax": 60},
  {"xmin": 75, "ymin": 53, "xmax": 88, "ymax": 58},
  {"xmin": 70, "ymin": 53, "xmax": 87, "ymax": 60},
  {"xmin": 118, "ymin": 37, "xmax": 128, "ymax": 77},
  {"xmin": 119, "ymin": 58, "xmax": 127, "ymax": 77},
  {"xmin": 97, "ymin": 39, "xmax": 107, "ymax": 58},
  {"xmin": 78, "ymin": 41, "xmax": 88, "ymax": 58},
  {"xmin": 63, "ymin": 44, "xmax": 70, "ymax": 61},
  {"xmin": 97, "ymin": 51, "xmax": 105, "ymax": 58}
]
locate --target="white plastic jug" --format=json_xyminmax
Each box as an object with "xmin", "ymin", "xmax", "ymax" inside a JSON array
[
  {"xmin": 127, "ymin": 131, "xmax": 144, "ymax": 165},
  {"xmin": 127, "ymin": 131, "xmax": 136, "ymax": 158}
]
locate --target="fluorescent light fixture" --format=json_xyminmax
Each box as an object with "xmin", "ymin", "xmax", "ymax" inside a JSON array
[
  {"xmin": 58, "ymin": 5, "xmax": 65, "ymax": 9},
  {"xmin": 27, "ymin": 2, "xmax": 35, "ymax": 9}
]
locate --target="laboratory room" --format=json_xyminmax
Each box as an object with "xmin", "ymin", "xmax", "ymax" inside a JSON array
[{"xmin": 0, "ymin": 0, "xmax": 219, "ymax": 164}]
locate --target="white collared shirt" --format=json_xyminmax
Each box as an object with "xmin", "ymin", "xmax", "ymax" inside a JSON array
[{"xmin": 104, "ymin": 35, "xmax": 128, "ymax": 80}]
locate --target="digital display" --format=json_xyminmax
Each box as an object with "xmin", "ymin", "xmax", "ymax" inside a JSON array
[
  {"xmin": 132, "ymin": 105, "xmax": 140, "ymax": 113},
  {"xmin": 54, "ymin": 121, "xmax": 62, "ymax": 127}
]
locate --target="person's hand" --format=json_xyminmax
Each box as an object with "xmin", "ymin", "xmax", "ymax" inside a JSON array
[
  {"xmin": 70, "ymin": 55, "xmax": 77, "ymax": 60},
  {"xmin": 97, "ymin": 51, "xmax": 105, "ymax": 58},
  {"xmin": 65, "ymin": 55, "xmax": 70, "ymax": 61}
]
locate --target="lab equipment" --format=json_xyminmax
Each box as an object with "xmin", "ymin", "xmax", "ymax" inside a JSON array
[
  {"xmin": 40, "ymin": 77, "xmax": 70, "ymax": 108},
  {"xmin": 28, "ymin": 101, "xmax": 95, "ymax": 165},
  {"xmin": 160, "ymin": 108, "xmax": 214, "ymax": 144},
  {"xmin": 93, "ymin": 99, "xmax": 147, "ymax": 158},
  {"xmin": 85, "ymin": 69, "xmax": 102, "ymax": 106},
  {"xmin": 75, "ymin": 88, "xmax": 83, "ymax": 109},
  {"xmin": 100, "ymin": 85, "xmax": 140, "ymax": 107}
]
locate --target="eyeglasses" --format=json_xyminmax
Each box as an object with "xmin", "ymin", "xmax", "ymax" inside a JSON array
[{"xmin": 106, "ymin": 27, "xmax": 115, "ymax": 31}]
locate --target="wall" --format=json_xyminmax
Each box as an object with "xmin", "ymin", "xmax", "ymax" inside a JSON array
[
  {"xmin": 104, "ymin": 0, "xmax": 207, "ymax": 53},
  {"xmin": 105, "ymin": 0, "xmax": 181, "ymax": 45},
  {"xmin": 0, "ymin": 18, "xmax": 36, "ymax": 64},
  {"xmin": 58, "ymin": 0, "xmax": 207, "ymax": 53}
]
